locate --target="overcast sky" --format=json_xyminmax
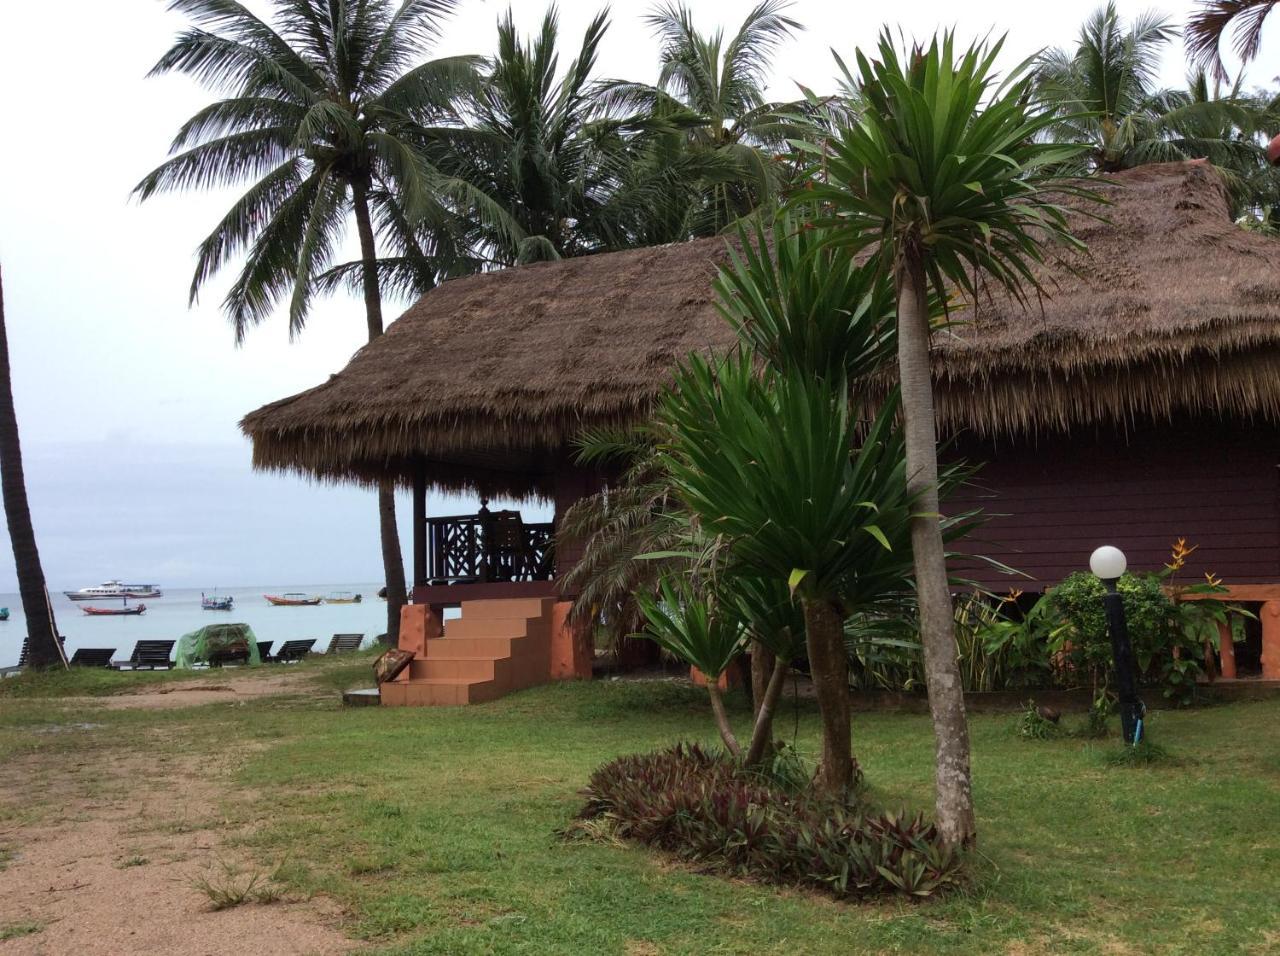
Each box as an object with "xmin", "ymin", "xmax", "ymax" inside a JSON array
[{"xmin": 0, "ymin": 0, "xmax": 1275, "ymax": 589}]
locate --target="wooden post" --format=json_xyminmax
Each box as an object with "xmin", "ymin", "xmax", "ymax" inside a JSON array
[
  {"xmin": 1217, "ymin": 619, "xmax": 1237, "ymax": 680},
  {"xmin": 412, "ymin": 463, "xmax": 427, "ymax": 589},
  {"xmin": 1262, "ymin": 601, "xmax": 1280, "ymax": 681}
]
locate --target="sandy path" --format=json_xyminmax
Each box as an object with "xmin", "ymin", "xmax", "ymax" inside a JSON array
[
  {"xmin": 68, "ymin": 665, "xmax": 353, "ymax": 711},
  {"xmin": 0, "ymin": 726, "xmax": 359, "ymax": 953}
]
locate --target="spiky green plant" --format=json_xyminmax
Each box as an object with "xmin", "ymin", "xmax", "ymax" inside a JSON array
[
  {"xmin": 654, "ymin": 354, "xmax": 919, "ymax": 797},
  {"xmin": 801, "ymin": 29, "xmax": 1093, "ymax": 843}
]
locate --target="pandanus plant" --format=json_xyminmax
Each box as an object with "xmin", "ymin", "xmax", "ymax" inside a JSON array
[
  {"xmin": 653, "ymin": 354, "xmax": 920, "ymax": 798},
  {"xmin": 800, "ymin": 30, "xmax": 1093, "ymax": 843}
]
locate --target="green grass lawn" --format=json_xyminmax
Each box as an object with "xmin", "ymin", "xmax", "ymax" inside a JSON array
[{"xmin": 1, "ymin": 673, "xmax": 1277, "ymax": 955}]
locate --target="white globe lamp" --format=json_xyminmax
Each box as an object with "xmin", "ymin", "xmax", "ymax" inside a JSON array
[{"xmin": 1089, "ymin": 545, "xmax": 1127, "ymax": 582}]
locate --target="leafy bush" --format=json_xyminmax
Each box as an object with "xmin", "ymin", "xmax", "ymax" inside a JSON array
[
  {"xmin": 1015, "ymin": 701, "xmax": 1062, "ymax": 740},
  {"xmin": 569, "ymin": 743, "xmax": 964, "ymax": 900},
  {"xmin": 1047, "ymin": 571, "xmax": 1205, "ymax": 705}
]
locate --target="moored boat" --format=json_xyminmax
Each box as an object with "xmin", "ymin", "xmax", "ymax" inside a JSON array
[
  {"xmin": 64, "ymin": 580, "xmax": 162, "ymax": 601},
  {"xmin": 0, "ymin": 608, "xmax": 8, "ymax": 621},
  {"xmin": 264, "ymin": 593, "xmax": 322, "ymax": 607},
  {"xmin": 324, "ymin": 591, "xmax": 362, "ymax": 604},
  {"xmin": 81, "ymin": 603, "xmax": 146, "ymax": 616},
  {"xmin": 202, "ymin": 593, "xmax": 234, "ymax": 611}
]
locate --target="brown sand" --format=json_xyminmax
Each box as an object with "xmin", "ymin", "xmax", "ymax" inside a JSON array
[{"xmin": 0, "ymin": 679, "xmax": 361, "ymax": 954}]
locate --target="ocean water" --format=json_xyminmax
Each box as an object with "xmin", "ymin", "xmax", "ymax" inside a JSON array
[{"xmin": 0, "ymin": 584, "xmax": 393, "ymax": 668}]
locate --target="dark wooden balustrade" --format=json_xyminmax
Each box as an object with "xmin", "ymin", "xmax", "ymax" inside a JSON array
[{"xmin": 425, "ymin": 512, "xmax": 554, "ymax": 586}]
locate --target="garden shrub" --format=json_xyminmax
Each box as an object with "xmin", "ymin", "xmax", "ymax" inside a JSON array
[
  {"xmin": 569, "ymin": 743, "xmax": 963, "ymax": 900},
  {"xmin": 1046, "ymin": 571, "xmax": 1204, "ymax": 705}
]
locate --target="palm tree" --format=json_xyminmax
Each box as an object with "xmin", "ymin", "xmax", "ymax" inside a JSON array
[
  {"xmin": 136, "ymin": 0, "xmax": 498, "ymax": 642},
  {"xmin": 598, "ymin": 1, "xmax": 803, "ymax": 235},
  {"xmin": 805, "ymin": 32, "xmax": 1093, "ymax": 843},
  {"xmin": 1187, "ymin": 0, "xmax": 1277, "ymax": 82},
  {"xmin": 0, "ymin": 269, "xmax": 61, "ymax": 669},
  {"xmin": 443, "ymin": 7, "xmax": 642, "ymax": 264},
  {"xmin": 1035, "ymin": 4, "xmax": 1181, "ymax": 173},
  {"xmin": 1036, "ymin": 3, "xmax": 1269, "ymax": 178}
]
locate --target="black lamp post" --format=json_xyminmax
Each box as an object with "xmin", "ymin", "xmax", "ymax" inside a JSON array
[{"xmin": 1090, "ymin": 545, "xmax": 1145, "ymax": 745}]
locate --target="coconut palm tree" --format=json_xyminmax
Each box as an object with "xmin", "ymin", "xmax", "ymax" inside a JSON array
[
  {"xmin": 1036, "ymin": 3, "xmax": 1269, "ymax": 177},
  {"xmin": 442, "ymin": 7, "xmax": 647, "ymax": 263},
  {"xmin": 0, "ymin": 269, "xmax": 61, "ymax": 669},
  {"xmin": 136, "ymin": 0, "xmax": 503, "ymax": 642},
  {"xmin": 1187, "ymin": 0, "xmax": 1277, "ymax": 82},
  {"xmin": 1035, "ymin": 4, "xmax": 1182, "ymax": 173},
  {"xmin": 805, "ymin": 31, "xmax": 1093, "ymax": 843},
  {"xmin": 598, "ymin": 1, "xmax": 803, "ymax": 235}
]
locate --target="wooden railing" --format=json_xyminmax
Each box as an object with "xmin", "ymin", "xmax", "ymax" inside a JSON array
[{"xmin": 425, "ymin": 513, "xmax": 554, "ymax": 585}]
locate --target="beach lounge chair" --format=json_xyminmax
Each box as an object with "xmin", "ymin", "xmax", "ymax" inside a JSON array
[
  {"xmin": 256, "ymin": 641, "xmax": 273, "ymax": 662},
  {"xmin": 3, "ymin": 635, "xmax": 67, "ymax": 674},
  {"xmin": 327, "ymin": 633, "xmax": 364, "ymax": 654},
  {"xmin": 271, "ymin": 638, "xmax": 315, "ymax": 663},
  {"xmin": 69, "ymin": 648, "xmax": 115, "ymax": 668},
  {"xmin": 111, "ymin": 640, "xmax": 175, "ymax": 670}
]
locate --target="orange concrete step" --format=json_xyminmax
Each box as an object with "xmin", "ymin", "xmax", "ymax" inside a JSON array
[
  {"xmin": 459, "ymin": 598, "xmax": 553, "ymax": 620},
  {"xmin": 424, "ymin": 635, "xmax": 529, "ymax": 658},
  {"xmin": 381, "ymin": 677, "xmax": 504, "ymax": 706},
  {"xmin": 445, "ymin": 616, "xmax": 540, "ymax": 639},
  {"xmin": 411, "ymin": 657, "xmax": 509, "ymax": 683}
]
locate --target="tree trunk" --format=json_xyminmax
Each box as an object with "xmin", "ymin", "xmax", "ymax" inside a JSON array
[
  {"xmin": 0, "ymin": 269, "xmax": 61, "ymax": 668},
  {"xmin": 706, "ymin": 682, "xmax": 742, "ymax": 757},
  {"xmin": 803, "ymin": 596, "xmax": 856, "ymax": 798},
  {"xmin": 750, "ymin": 644, "xmax": 775, "ymax": 719},
  {"xmin": 896, "ymin": 249, "xmax": 976, "ymax": 846},
  {"xmin": 744, "ymin": 653, "xmax": 789, "ymax": 766},
  {"xmin": 352, "ymin": 180, "xmax": 407, "ymax": 644}
]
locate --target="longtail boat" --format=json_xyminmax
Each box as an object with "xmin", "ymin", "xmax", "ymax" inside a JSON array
[
  {"xmin": 202, "ymin": 593, "xmax": 234, "ymax": 611},
  {"xmin": 264, "ymin": 593, "xmax": 322, "ymax": 607},
  {"xmin": 324, "ymin": 591, "xmax": 363, "ymax": 604},
  {"xmin": 81, "ymin": 603, "xmax": 146, "ymax": 616}
]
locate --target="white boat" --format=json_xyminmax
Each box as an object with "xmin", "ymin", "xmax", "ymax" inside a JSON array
[{"xmin": 63, "ymin": 580, "xmax": 163, "ymax": 601}]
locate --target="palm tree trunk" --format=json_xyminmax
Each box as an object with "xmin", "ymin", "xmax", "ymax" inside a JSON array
[
  {"xmin": 750, "ymin": 644, "xmax": 775, "ymax": 720},
  {"xmin": 352, "ymin": 180, "xmax": 407, "ymax": 644},
  {"xmin": 744, "ymin": 653, "xmax": 788, "ymax": 766},
  {"xmin": 706, "ymin": 682, "xmax": 742, "ymax": 757},
  {"xmin": 803, "ymin": 596, "xmax": 856, "ymax": 798},
  {"xmin": 0, "ymin": 269, "xmax": 60, "ymax": 668},
  {"xmin": 896, "ymin": 249, "xmax": 976, "ymax": 846}
]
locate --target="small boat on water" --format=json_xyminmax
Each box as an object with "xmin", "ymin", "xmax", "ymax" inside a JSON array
[
  {"xmin": 202, "ymin": 593, "xmax": 234, "ymax": 611},
  {"xmin": 324, "ymin": 591, "xmax": 362, "ymax": 604},
  {"xmin": 81, "ymin": 603, "xmax": 146, "ymax": 616},
  {"xmin": 264, "ymin": 593, "xmax": 322, "ymax": 607},
  {"xmin": 0, "ymin": 608, "xmax": 9, "ymax": 621},
  {"xmin": 64, "ymin": 580, "xmax": 162, "ymax": 601}
]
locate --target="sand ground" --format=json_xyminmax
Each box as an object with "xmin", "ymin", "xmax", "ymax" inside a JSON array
[{"xmin": 0, "ymin": 670, "xmax": 361, "ymax": 955}]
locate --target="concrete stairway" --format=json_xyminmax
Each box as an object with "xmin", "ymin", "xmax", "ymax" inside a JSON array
[{"xmin": 380, "ymin": 598, "xmax": 553, "ymax": 707}]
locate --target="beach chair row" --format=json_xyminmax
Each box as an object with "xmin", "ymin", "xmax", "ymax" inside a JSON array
[{"xmin": 5, "ymin": 633, "xmax": 369, "ymax": 672}]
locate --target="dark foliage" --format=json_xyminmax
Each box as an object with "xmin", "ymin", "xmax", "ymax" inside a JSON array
[{"xmin": 569, "ymin": 743, "xmax": 964, "ymax": 900}]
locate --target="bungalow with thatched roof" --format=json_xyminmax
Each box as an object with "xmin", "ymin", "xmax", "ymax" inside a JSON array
[{"xmin": 243, "ymin": 161, "xmax": 1280, "ymax": 702}]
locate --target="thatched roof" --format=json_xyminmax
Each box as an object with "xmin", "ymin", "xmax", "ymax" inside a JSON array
[{"xmin": 243, "ymin": 161, "xmax": 1280, "ymax": 497}]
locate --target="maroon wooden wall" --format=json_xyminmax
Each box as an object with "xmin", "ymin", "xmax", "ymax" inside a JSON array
[
  {"xmin": 552, "ymin": 467, "xmax": 606, "ymax": 587},
  {"xmin": 947, "ymin": 422, "xmax": 1280, "ymax": 592}
]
